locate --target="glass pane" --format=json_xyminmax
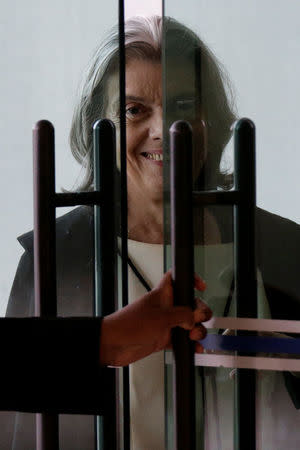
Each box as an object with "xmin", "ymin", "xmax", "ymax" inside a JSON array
[
  {"xmin": 0, "ymin": 1, "xmax": 119, "ymax": 449},
  {"xmin": 163, "ymin": 1, "xmax": 300, "ymax": 449},
  {"xmin": 122, "ymin": 3, "xmax": 165, "ymax": 450}
]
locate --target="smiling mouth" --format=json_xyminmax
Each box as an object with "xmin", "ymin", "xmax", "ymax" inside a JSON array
[{"xmin": 141, "ymin": 152, "xmax": 163, "ymax": 161}]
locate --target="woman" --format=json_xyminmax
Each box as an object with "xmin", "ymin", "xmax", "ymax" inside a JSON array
[
  {"xmin": 2, "ymin": 16, "xmax": 214, "ymax": 450},
  {"xmin": 3, "ymin": 14, "xmax": 300, "ymax": 450},
  {"xmin": 65, "ymin": 14, "xmax": 300, "ymax": 450},
  {"xmin": 68, "ymin": 15, "xmax": 237, "ymax": 449}
]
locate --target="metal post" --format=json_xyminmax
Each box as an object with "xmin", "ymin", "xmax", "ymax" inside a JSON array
[
  {"xmin": 234, "ymin": 118, "xmax": 257, "ymax": 450},
  {"xmin": 33, "ymin": 120, "xmax": 59, "ymax": 450},
  {"xmin": 118, "ymin": 0, "xmax": 130, "ymax": 448},
  {"xmin": 170, "ymin": 120, "xmax": 195, "ymax": 450},
  {"xmin": 93, "ymin": 119, "xmax": 117, "ymax": 450}
]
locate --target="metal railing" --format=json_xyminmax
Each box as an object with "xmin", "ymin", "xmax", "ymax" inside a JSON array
[
  {"xmin": 170, "ymin": 118, "xmax": 257, "ymax": 450},
  {"xmin": 33, "ymin": 119, "xmax": 118, "ymax": 450}
]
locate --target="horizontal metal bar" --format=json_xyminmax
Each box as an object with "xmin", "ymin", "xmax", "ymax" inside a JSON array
[
  {"xmin": 54, "ymin": 192, "xmax": 102, "ymax": 207},
  {"xmin": 165, "ymin": 352, "xmax": 300, "ymax": 372},
  {"xmin": 192, "ymin": 190, "xmax": 240, "ymax": 205},
  {"xmin": 165, "ymin": 351, "xmax": 300, "ymax": 372},
  {"xmin": 201, "ymin": 334, "xmax": 300, "ymax": 355},
  {"xmin": 195, "ymin": 354, "xmax": 300, "ymax": 371},
  {"xmin": 205, "ymin": 316, "xmax": 300, "ymax": 334}
]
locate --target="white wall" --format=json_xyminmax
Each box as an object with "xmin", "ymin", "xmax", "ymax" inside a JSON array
[
  {"xmin": 1, "ymin": 0, "xmax": 299, "ymax": 314},
  {"xmin": 125, "ymin": 0, "xmax": 161, "ymax": 18},
  {"xmin": 0, "ymin": 0, "xmax": 120, "ymax": 315},
  {"xmin": 0, "ymin": 0, "xmax": 162, "ymax": 315},
  {"xmin": 165, "ymin": 0, "xmax": 300, "ymax": 224}
]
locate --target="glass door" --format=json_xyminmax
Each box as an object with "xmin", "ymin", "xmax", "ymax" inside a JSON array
[
  {"xmin": 0, "ymin": 1, "xmax": 120, "ymax": 449},
  {"xmin": 163, "ymin": 1, "xmax": 300, "ymax": 449}
]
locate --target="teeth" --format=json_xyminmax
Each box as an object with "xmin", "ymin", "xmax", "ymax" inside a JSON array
[{"xmin": 144, "ymin": 152, "xmax": 163, "ymax": 161}]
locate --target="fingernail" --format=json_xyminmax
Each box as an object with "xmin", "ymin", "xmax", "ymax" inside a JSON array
[
  {"xmin": 204, "ymin": 309, "xmax": 213, "ymax": 319},
  {"xmin": 201, "ymin": 312, "xmax": 212, "ymax": 322},
  {"xmin": 195, "ymin": 274, "xmax": 206, "ymax": 290},
  {"xmin": 198, "ymin": 305, "xmax": 212, "ymax": 317},
  {"xmin": 200, "ymin": 280, "xmax": 207, "ymax": 290},
  {"xmin": 196, "ymin": 311, "xmax": 211, "ymax": 322}
]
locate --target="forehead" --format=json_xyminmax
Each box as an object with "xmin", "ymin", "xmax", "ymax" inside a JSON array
[
  {"xmin": 106, "ymin": 59, "xmax": 162, "ymax": 107},
  {"xmin": 105, "ymin": 58, "xmax": 197, "ymax": 113},
  {"xmin": 125, "ymin": 59, "xmax": 161, "ymax": 98}
]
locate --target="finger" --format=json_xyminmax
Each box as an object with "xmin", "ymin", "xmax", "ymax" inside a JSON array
[
  {"xmin": 156, "ymin": 269, "xmax": 172, "ymax": 290},
  {"xmin": 194, "ymin": 273, "xmax": 206, "ymax": 291},
  {"xmin": 155, "ymin": 270, "xmax": 174, "ymax": 301},
  {"xmin": 193, "ymin": 299, "xmax": 212, "ymax": 323},
  {"xmin": 160, "ymin": 271, "xmax": 206, "ymax": 291},
  {"xmin": 167, "ymin": 306, "xmax": 194, "ymax": 330},
  {"xmin": 195, "ymin": 342, "xmax": 205, "ymax": 354},
  {"xmin": 195, "ymin": 297, "xmax": 212, "ymax": 314},
  {"xmin": 189, "ymin": 324, "xmax": 207, "ymax": 341}
]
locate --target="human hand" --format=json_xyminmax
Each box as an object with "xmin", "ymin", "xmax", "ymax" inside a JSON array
[{"xmin": 99, "ymin": 270, "xmax": 211, "ymax": 367}]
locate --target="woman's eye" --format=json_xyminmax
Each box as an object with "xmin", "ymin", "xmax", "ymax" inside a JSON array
[
  {"xmin": 126, "ymin": 104, "xmax": 145, "ymax": 119},
  {"xmin": 127, "ymin": 107, "xmax": 140, "ymax": 115}
]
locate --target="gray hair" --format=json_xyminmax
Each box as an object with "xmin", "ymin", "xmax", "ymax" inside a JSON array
[{"xmin": 69, "ymin": 15, "xmax": 236, "ymax": 191}]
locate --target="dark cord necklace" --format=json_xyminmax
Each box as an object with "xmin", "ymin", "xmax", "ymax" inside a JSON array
[{"xmin": 117, "ymin": 248, "xmax": 151, "ymax": 292}]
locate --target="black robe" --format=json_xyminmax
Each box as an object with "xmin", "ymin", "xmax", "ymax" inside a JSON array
[
  {"xmin": 1, "ymin": 207, "xmax": 112, "ymax": 450},
  {"xmin": 1, "ymin": 205, "xmax": 300, "ymax": 449}
]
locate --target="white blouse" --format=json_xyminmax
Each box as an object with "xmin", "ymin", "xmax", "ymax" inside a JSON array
[
  {"xmin": 126, "ymin": 240, "xmax": 300, "ymax": 450},
  {"xmin": 127, "ymin": 238, "xmax": 165, "ymax": 450}
]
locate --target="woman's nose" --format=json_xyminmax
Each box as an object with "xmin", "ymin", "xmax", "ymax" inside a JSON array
[{"xmin": 148, "ymin": 108, "xmax": 163, "ymax": 141}]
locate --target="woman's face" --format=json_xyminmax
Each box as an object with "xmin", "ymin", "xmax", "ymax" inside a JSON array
[
  {"xmin": 106, "ymin": 57, "xmax": 208, "ymax": 203},
  {"xmin": 106, "ymin": 59, "xmax": 163, "ymax": 203}
]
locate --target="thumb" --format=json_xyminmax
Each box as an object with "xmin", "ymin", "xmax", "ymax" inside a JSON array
[{"xmin": 167, "ymin": 306, "xmax": 194, "ymax": 330}]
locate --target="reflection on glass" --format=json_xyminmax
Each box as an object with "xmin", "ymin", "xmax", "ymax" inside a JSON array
[
  {"xmin": 113, "ymin": 15, "xmax": 165, "ymax": 450},
  {"xmin": 1, "ymin": 2, "xmax": 120, "ymax": 449},
  {"xmin": 164, "ymin": 1, "xmax": 300, "ymax": 449},
  {"xmin": 4, "ymin": 13, "xmax": 168, "ymax": 450},
  {"xmin": 163, "ymin": 13, "xmax": 236, "ymax": 448}
]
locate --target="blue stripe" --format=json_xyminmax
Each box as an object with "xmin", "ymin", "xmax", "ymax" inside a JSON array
[{"xmin": 200, "ymin": 334, "xmax": 300, "ymax": 355}]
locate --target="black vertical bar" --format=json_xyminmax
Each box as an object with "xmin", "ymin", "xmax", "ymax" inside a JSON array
[
  {"xmin": 94, "ymin": 119, "xmax": 117, "ymax": 450},
  {"xmin": 234, "ymin": 118, "xmax": 257, "ymax": 450},
  {"xmin": 33, "ymin": 120, "xmax": 59, "ymax": 450},
  {"xmin": 119, "ymin": 1, "xmax": 130, "ymax": 449},
  {"xmin": 118, "ymin": 0, "xmax": 127, "ymax": 307},
  {"xmin": 170, "ymin": 120, "xmax": 195, "ymax": 450}
]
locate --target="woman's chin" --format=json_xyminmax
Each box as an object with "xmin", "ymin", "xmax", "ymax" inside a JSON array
[{"xmin": 145, "ymin": 176, "xmax": 164, "ymax": 199}]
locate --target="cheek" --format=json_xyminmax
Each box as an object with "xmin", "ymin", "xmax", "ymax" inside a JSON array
[
  {"xmin": 115, "ymin": 125, "xmax": 142, "ymax": 170},
  {"xmin": 125, "ymin": 124, "xmax": 145, "ymax": 158},
  {"xmin": 126, "ymin": 130, "xmax": 135, "ymax": 157}
]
